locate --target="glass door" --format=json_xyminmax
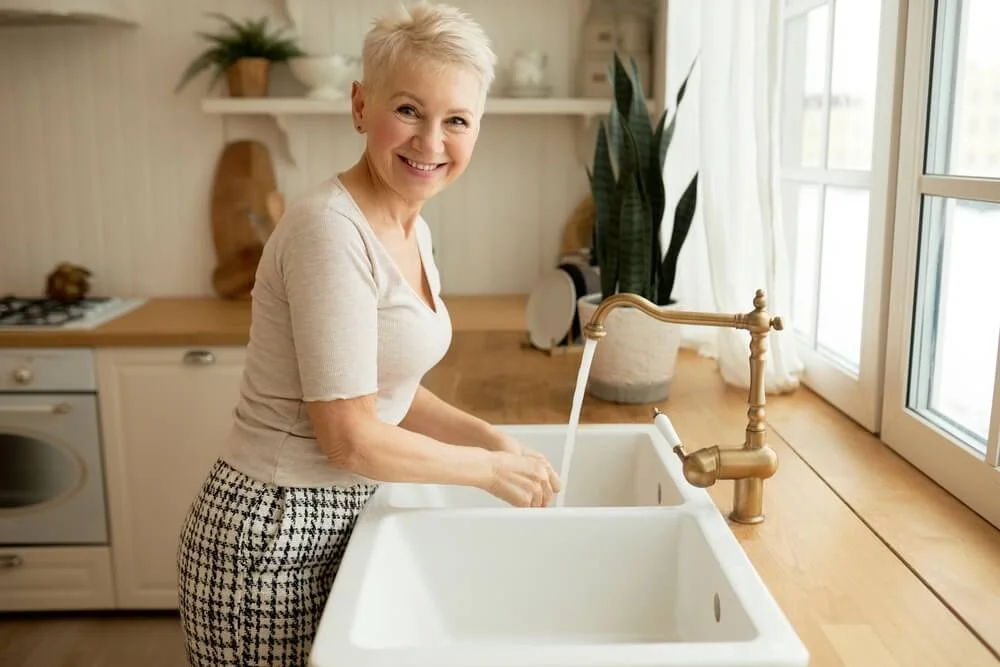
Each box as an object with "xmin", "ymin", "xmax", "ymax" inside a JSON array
[
  {"xmin": 779, "ymin": 0, "xmax": 903, "ymax": 432},
  {"xmin": 882, "ymin": 0, "xmax": 1000, "ymax": 529}
]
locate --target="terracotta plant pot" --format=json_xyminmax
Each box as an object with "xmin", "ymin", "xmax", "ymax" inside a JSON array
[{"xmin": 225, "ymin": 58, "xmax": 270, "ymax": 97}]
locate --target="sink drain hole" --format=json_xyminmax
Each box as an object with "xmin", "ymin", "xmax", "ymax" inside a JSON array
[
  {"xmin": 657, "ymin": 482, "xmax": 662, "ymax": 505},
  {"xmin": 713, "ymin": 593, "xmax": 721, "ymax": 622}
]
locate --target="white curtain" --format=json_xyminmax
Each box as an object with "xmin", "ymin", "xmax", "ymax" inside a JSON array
[{"xmin": 663, "ymin": 0, "xmax": 804, "ymax": 394}]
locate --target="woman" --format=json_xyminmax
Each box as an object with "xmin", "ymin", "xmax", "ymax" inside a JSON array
[{"xmin": 176, "ymin": 2, "xmax": 561, "ymax": 665}]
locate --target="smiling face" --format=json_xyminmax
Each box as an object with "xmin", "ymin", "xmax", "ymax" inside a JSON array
[{"xmin": 352, "ymin": 59, "xmax": 484, "ymax": 205}]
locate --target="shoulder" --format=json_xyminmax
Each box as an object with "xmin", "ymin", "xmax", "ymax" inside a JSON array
[
  {"xmin": 271, "ymin": 179, "xmax": 375, "ymax": 262},
  {"xmin": 279, "ymin": 180, "xmax": 367, "ymax": 242},
  {"xmin": 263, "ymin": 179, "xmax": 382, "ymax": 294}
]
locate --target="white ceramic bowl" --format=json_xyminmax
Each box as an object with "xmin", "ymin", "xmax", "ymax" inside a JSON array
[{"xmin": 288, "ymin": 54, "xmax": 360, "ymax": 100}]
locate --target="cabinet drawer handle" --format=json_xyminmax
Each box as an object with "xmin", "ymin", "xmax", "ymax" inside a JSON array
[
  {"xmin": 0, "ymin": 402, "xmax": 71, "ymax": 414},
  {"xmin": 183, "ymin": 350, "xmax": 216, "ymax": 366},
  {"xmin": 0, "ymin": 555, "xmax": 23, "ymax": 568}
]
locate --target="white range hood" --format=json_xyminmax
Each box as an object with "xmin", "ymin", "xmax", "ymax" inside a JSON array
[{"xmin": 0, "ymin": 0, "xmax": 137, "ymax": 26}]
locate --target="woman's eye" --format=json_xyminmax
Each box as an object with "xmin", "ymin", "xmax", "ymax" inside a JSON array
[
  {"xmin": 449, "ymin": 117, "xmax": 468, "ymax": 127},
  {"xmin": 396, "ymin": 105, "xmax": 417, "ymax": 116}
]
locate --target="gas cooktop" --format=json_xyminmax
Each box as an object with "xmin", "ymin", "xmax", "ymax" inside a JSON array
[{"xmin": 0, "ymin": 296, "xmax": 147, "ymax": 330}]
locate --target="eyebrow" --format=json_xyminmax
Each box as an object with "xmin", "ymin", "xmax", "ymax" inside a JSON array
[{"xmin": 392, "ymin": 90, "xmax": 473, "ymax": 116}]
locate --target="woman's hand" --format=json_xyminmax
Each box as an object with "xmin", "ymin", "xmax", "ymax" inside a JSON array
[
  {"xmin": 483, "ymin": 449, "xmax": 562, "ymax": 508},
  {"xmin": 486, "ymin": 430, "xmax": 551, "ymax": 461},
  {"xmin": 486, "ymin": 430, "xmax": 527, "ymax": 455}
]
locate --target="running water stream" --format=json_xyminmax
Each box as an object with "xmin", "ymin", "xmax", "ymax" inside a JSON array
[{"xmin": 554, "ymin": 338, "xmax": 598, "ymax": 507}]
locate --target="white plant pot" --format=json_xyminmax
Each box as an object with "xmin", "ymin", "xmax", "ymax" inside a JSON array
[{"xmin": 577, "ymin": 292, "xmax": 683, "ymax": 404}]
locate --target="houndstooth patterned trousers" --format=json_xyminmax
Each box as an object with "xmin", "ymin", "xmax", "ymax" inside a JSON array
[{"xmin": 176, "ymin": 458, "xmax": 379, "ymax": 667}]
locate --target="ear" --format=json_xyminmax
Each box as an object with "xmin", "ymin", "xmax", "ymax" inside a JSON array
[{"xmin": 351, "ymin": 81, "xmax": 366, "ymax": 133}]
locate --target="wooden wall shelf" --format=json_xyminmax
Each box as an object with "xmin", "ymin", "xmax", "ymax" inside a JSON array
[{"xmin": 200, "ymin": 96, "xmax": 651, "ymax": 119}]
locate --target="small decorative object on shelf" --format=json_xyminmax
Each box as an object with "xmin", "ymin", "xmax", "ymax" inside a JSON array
[
  {"xmin": 288, "ymin": 54, "xmax": 361, "ymax": 101},
  {"xmin": 505, "ymin": 50, "xmax": 553, "ymax": 98},
  {"xmin": 45, "ymin": 262, "xmax": 92, "ymax": 302},
  {"xmin": 174, "ymin": 12, "xmax": 304, "ymax": 98}
]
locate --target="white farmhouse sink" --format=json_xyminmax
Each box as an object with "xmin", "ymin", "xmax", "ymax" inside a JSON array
[
  {"xmin": 309, "ymin": 424, "xmax": 809, "ymax": 667},
  {"xmin": 380, "ymin": 424, "xmax": 707, "ymax": 509},
  {"xmin": 312, "ymin": 508, "xmax": 807, "ymax": 667}
]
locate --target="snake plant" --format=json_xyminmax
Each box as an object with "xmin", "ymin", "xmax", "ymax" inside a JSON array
[{"xmin": 586, "ymin": 52, "xmax": 698, "ymax": 306}]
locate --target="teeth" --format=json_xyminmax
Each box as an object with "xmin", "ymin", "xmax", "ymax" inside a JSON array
[{"xmin": 403, "ymin": 157, "xmax": 439, "ymax": 172}]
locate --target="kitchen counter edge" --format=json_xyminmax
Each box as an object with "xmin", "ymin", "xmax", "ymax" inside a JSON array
[{"xmin": 0, "ymin": 295, "xmax": 530, "ymax": 348}]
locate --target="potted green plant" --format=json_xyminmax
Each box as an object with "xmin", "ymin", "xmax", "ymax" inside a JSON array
[
  {"xmin": 175, "ymin": 13, "xmax": 305, "ymax": 98},
  {"xmin": 577, "ymin": 51, "xmax": 698, "ymax": 403}
]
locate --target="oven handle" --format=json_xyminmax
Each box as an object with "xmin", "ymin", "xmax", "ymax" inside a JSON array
[{"xmin": 0, "ymin": 402, "xmax": 72, "ymax": 414}]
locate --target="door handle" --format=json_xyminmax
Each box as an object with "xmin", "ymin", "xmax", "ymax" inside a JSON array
[{"xmin": 182, "ymin": 350, "xmax": 216, "ymax": 366}]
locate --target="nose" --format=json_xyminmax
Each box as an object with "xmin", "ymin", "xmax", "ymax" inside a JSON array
[{"xmin": 413, "ymin": 120, "xmax": 445, "ymax": 157}]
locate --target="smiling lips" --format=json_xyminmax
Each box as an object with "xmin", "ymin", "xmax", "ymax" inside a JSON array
[{"xmin": 399, "ymin": 155, "xmax": 445, "ymax": 174}]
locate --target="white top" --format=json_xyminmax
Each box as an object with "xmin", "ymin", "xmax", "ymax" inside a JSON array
[{"xmin": 221, "ymin": 177, "xmax": 453, "ymax": 487}]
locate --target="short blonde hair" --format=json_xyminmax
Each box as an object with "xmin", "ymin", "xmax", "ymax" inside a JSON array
[{"xmin": 362, "ymin": 2, "xmax": 497, "ymax": 106}]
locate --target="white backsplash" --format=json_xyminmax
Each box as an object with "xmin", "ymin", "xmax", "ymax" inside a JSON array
[{"xmin": 0, "ymin": 0, "xmax": 593, "ymax": 298}]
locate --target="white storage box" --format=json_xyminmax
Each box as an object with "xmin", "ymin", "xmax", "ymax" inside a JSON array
[
  {"xmin": 578, "ymin": 52, "xmax": 651, "ymax": 99},
  {"xmin": 616, "ymin": 15, "xmax": 651, "ymax": 54},
  {"xmin": 580, "ymin": 16, "xmax": 618, "ymax": 53}
]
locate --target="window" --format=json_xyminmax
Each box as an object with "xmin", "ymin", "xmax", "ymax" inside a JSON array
[
  {"xmin": 881, "ymin": 0, "xmax": 1000, "ymax": 529},
  {"xmin": 782, "ymin": 0, "xmax": 881, "ymax": 371},
  {"xmin": 778, "ymin": 0, "xmax": 896, "ymax": 432}
]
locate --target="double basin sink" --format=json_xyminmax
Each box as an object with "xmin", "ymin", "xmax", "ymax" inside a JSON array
[{"xmin": 310, "ymin": 424, "xmax": 809, "ymax": 667}]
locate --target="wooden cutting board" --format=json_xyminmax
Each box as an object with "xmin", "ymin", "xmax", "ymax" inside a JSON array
[{"xmin": 209, "ymin": 140, "xmax": 281, "ymax": 298}]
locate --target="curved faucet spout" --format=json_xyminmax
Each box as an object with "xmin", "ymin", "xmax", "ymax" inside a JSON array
[{"xmin": 583, "ymin": 290, "xmax": 783, "ymax": 340}]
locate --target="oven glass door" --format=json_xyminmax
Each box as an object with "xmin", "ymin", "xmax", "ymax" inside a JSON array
[{"xmin": 0, "ymin": 394, "xmax": 108, "ymax": 545}]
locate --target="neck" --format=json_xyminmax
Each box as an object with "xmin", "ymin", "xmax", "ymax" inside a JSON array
[{"xmin": 340, "ymin": 153, "xmax": 423, "ymax": 235}]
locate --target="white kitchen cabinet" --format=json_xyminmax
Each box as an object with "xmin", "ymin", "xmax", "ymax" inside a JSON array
[
  {"xmin": 0, "ymin": 547, "xmax": 115, "ymax": 612},
  {"xmin": 96, "ymin": 346, "xmax": 246, "ymax": 609}
]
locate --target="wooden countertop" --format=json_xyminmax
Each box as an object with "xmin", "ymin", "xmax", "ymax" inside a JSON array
[
  {"xmin": 0, "ymin": 295, "xmax": 530, "ymax": 348},
  {"xmin": 2, "ymin": 332, "xmax": 999, "ymax": 665}
]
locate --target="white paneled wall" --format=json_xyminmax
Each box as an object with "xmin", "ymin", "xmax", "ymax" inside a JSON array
[{"xmin": 0, "ymin": 0, "xmax": 599, "ymax": 298}]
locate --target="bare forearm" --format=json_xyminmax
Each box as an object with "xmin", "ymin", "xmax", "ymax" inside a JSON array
[
  {"xmin": 306, "ymin": 398, "xmax": 496, "ymax": 487},
  {"xmin": 346, "ymin": 421, "xmax": 496, "ymax": 486},
  {"xmin": 399, "ymin": 385, "xmax": 502, "ymax": 450},
  {"xmin": 305, "ymin": 395, "xmax": 558, "ymax": 508}
]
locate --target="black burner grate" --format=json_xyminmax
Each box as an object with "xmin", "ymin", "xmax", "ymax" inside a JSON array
[{"xmin": 0, "ymin": 296, "xmax": 112, "ymax": 327}]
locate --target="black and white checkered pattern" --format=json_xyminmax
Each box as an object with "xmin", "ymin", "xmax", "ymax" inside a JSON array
[{"xmin": 176, "ymin": 458, "xmax": 379, "ymax": 666}]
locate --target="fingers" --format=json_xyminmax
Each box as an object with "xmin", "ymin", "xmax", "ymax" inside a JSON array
[
  {"xmin": 537, "ymin": 472, "xmax": 553, "ymax": 507},
  {"xmin": 529, "ymin": 457, "xmax": 556, "ymax": 507},
  {"xmin": 529, "ymin": 454, "xmax": 561, "ymax": 499},
  {"xmin": 521, "ymin": 451, "xmax": 561, "ymax": 506},
  {"xmin": 533, "ymin": 455, "xmax": 560, "ymax": 494},
  {"xmin": 547, "ymin": 463, "xmax": 561, "ymax": 495},
  {"xmin": 488, "ymin": 449, "xmax": 563, "ymax": 508}
]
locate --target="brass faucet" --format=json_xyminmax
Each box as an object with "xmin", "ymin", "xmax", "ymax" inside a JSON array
[{"xmin": 582, "ymin": 289, "xmax": 782, "ymax": 524}]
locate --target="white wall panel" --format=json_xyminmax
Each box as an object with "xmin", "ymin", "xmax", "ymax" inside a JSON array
[{"xmin": 0, "ymin": 0, "xmax": 595, "ymax": 298}]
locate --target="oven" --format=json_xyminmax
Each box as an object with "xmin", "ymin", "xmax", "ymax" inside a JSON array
[{"xmin": 0, "ymin": 348, "xmax": 109, "ymax": 546}]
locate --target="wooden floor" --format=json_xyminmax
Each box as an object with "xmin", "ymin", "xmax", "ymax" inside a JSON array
[{"xmin": 3, "ymin": 330, "xmax": 999, "ymax": 667}]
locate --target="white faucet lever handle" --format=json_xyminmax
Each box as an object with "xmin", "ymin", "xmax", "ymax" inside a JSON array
[{"xmin": 652, "ymin": 408, "xmax": 682, "ymax": 448}]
